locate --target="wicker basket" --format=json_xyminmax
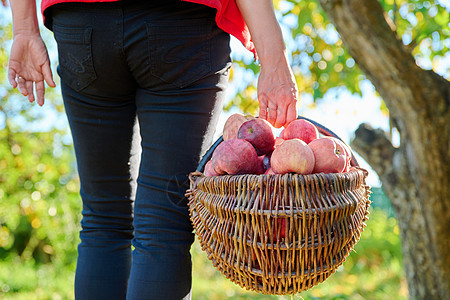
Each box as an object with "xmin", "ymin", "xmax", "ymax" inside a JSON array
[{"xmin": 186, "ymin": 117, "xmax": 371, "ymax": 295}]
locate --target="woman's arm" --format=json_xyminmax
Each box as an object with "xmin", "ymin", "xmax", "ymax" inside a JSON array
[
  {"xmin": 236, "ymin": 0, "xmax": 298, "ymax": 128},
  {"xmin": 8, "ymin": 0, "xmax": 55, "ymax": 106}
]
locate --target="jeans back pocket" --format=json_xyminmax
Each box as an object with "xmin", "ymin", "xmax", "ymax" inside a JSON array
[
  {"xmin": 146, "ymin": 20, "xmax": 212, "ymax": 89},
  {"xmin": 53, "ymin": 24, "xmax": 97, "ymax": 92}
]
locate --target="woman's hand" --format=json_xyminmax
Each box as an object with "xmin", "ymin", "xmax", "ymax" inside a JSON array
[
  {"xmin": 236, "ymin": 0, "xmax": 299, "ymax": 128},
  {"xmin": 8, "ymin": 32, "xmax": 56, "ymax": 106},
  {"xmin": 257, "ymin": 52, "xmax": 298, "ymax": 128}
]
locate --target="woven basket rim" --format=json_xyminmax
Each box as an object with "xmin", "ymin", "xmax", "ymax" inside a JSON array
[
  {"xmin": 187, "ymin": 167, "xmax": 369, "ymax": 219},
  {"xmin": 189, "ymin": 166, "xmax": 368, "ymax": 182}
]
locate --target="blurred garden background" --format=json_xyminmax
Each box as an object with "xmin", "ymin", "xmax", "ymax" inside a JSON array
[{"xmin": 1, "ymin": 0, "xmax": 448, "ymax": 299}]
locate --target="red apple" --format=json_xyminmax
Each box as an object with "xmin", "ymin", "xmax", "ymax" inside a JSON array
[
  {"xmin": 238, "ymin": 119, "xmax": 275, "ymax": 156},
  {"xmin": 223, "ymin": 113, "xmax": 247, "ymax": 140},
  {"xmin": 204, "ymin": 160, "xmax": 219, "ymax": 176},
  {"xmin": 308, "ymin": 137, "xmax": 347, "ymax": 173},
  {"xmin": 211, "ymin": 138, "xmax": 258, "ymax": 175},
  {"xmin": 255, "ymin": 156, "xmax": 266, "ymax": 175},
  {"xmin": 323, "ymin": 136, "xmax": 352, "ymax": 172},
  {"xmin": 274, "ymin": 137, "xmax": 285, "ymax": 148},
  {"xmin": 281, "ymin": 119, "xmax": 319, "ymax": 144},
  {"xmin": 264, "ymin": 167, "xmax": 276, "ymax": 175},
  {"xmin": 271, "ymin": 139, "xmax": 315, "ymax": 175}
]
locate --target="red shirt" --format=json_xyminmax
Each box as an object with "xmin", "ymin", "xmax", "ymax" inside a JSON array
[{"xmin": 41, "ymin": 0, "xmax": 256, "ymax": 57}]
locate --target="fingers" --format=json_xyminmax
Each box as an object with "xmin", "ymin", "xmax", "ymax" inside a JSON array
[
  {"xmin": 14, "ymin": 77, "xmax": 47, "ymax": 106},
  {"xmin": 26, "ymin": 81, "xmax": 35, "ymax": 103},
  {"xmin": 17, "ymin": 76, "xmax": 28, "ymax": 96},
  {"xmin": 276, "ymin": 86, "xmax": 299, "ymax": 128},
  {"xmin": 285, "ymin": 101, "xmax": 297, "ymax": 126},
  {"xmin": 259, "ymin": 94, "xmax": 295, "ymax": 128},
  {"xmin": 258, "ymin": 95, "xmax": 268, "ymax": 120},
  {"xmin": 267, "ymin": 102, "xmax": 277, "ymax": 127},
  {"xmin": 8, "ymin": 68, "xmax": 17, "ymax": 88},
  {"xmin": 260, "ymin": 91, "xmax": 298, "ymax": 128},
  {"xmin": 10, "ymin": 73, "xmax": 48, "ymax": 106},
  {"xmin": 274, "ymin": 106, "xmax": 286, "ymax": 129},
  {"xmin": 36, "ymin": 81, "xmax": 45, "ymax": 106},
  {"xmin": 42, "ymin": 61, "xmax": 56, "ymax": 88},
  {"xmin": 270, "ymin": 96, "xmax": 298, "ymax": 128},
  {"xmin": 260, "ymin": 88, "xmax": 277, "ymax": 126},
  {"xmin": 276, "ymin": 100, "xmax": 298, "ymax": 128}
]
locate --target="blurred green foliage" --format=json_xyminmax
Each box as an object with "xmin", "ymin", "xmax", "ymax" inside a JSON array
[{"xmin": 0, "ymin": 128, "xmax": 81, "ymax": 299}]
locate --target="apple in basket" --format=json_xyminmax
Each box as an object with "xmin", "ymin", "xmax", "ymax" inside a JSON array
[
  {"xmin": 264, "ymin": 167, "xmax": 276, "ymax": 175},
  {"xmin": 323, "ymin": 136, "xmax": 352, "ymax": 172},
  {"xmin": 274, "ymin": 137, "xmax": 285, "ymax": 148},
  {"xmin": 238, "ymin": 118, "xmax": 275, "ymax": 156},
  {"xmin": 223, "ymin": 113, "xmax": 247, "ymax": 140},
  {"xmin": 255, "ymin": 156, "xmax": 266, "ymax": 175},
  {"xmin": 210, "ymin": 138, "xmax": 258, "ymax": 175},
  {"xmin": 260, "ymin": 139, "xmax": 283, "ymax": 171},
  {"xmin": 204, "ymin": 160, "xmax": 219, "ymax": 176},
  {"xmin": 308, "ymin": 137, "xmax": 348, "ymax": 173},
  {"xmin": 271, "ymin": 139, "xmax": 315, "ymax": 175},
  {"xmin": 281, "ymin": 119, "xmax": 319, "ymax": 144}
]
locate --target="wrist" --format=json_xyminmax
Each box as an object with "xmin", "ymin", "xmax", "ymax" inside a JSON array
[
  {"xmin": 258, "ymin": 47, "xmax": 290, "ymax": 69},
  {"xmin": 251, "ymin": 24, "xmax": 287, "ymax": 66},
  {"xmin": 10, "ymin": 0, "xmax": 40, "ymax": 36},
  {"xmin": 13, "ymin": 20, "xmax": 40, "ymax": 36}
]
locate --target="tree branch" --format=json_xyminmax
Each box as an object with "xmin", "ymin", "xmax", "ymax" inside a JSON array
[{"xmin": 351, "ymin": 123, "xmax": 397, "ymax": 184}]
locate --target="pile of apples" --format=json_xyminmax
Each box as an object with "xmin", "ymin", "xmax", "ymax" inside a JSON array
[{"xmin": 204, "ymin": 114, "xmax": 352, "ymax": 176}]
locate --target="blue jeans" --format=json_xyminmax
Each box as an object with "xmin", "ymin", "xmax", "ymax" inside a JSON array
[{"xmin": 50, "ymin": 2, "xmax": 231, "ymax": 299}]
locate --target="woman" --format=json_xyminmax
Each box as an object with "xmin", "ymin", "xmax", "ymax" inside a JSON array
[{"xmin": 8, "ymin": 0, "xmax": 298, "ymax": 299}]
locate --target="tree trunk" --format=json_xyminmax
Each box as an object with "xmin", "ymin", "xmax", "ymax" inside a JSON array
[{"xmin": 317, "ymin": 0, "xmax": 450, "ymax": 299}]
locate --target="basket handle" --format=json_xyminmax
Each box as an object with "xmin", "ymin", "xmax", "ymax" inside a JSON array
[{"xmin": 196, "ymin": 115, "xmax": 359, "ymax": 172}]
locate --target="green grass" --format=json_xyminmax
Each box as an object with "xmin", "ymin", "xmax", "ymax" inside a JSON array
[
  {"xmin": 0, "ymin": 258, "xmax": 75, "ymax": 300},
  {"xmin": 0, "ymin": 208, "xmax": 407, "ymax": 299}
]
